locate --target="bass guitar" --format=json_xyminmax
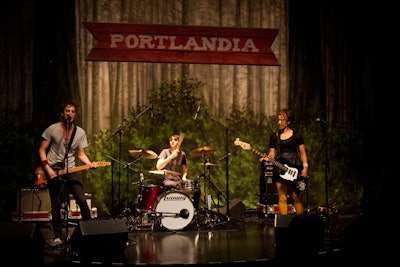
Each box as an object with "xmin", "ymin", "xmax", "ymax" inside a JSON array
[
  {"xmin": 34, "ymin": 161, "xmax": 111, "ymax": 189},
  {"xmin": 234, "ymin": 139, "xmax": 307, "ymax": 191}
]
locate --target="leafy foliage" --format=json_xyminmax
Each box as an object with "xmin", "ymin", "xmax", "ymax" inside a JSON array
[
  {"xmin": 86, "ymin": 76, "xmax": 365, "ymax": 217},
  {"xmin": 0, "ymin": 76, "xmax": 365, "ymax": 221}
]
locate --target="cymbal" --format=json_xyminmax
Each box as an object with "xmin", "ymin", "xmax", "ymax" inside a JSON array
[
  {"xmin": 149, "ymin": 169, "xmax": 181, "ymax": 176},
  {"xmin": 202, "ymin": 162, "xmax": 218, "ymax": 167},
  {"xmin": 190, "ymin": 146, "xmax": 217, "ymax": 157},
  {"xmin": 129, "ymin": 149, "xmax": 158, "ymax": 159}
]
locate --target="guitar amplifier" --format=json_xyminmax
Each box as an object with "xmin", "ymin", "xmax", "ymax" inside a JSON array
[{"xmin": 16, "ymin": 187, "xmax": 51, "ymax": 212}]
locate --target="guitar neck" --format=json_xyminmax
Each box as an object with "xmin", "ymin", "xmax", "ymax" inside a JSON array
[
  {"xmin": 248, "ymin": 147, "xmax": 288, "ymax": 173},
  {"xmin": 56, "ymin": 164, "xmax": 91, "ymax": 176}
]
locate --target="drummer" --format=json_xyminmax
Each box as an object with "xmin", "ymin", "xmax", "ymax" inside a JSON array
[
  {"xmin": 156, "ymin": 133, "xmax": 187, "ymax": 187},
  {"xmin": 156, "ymin": 133, "xmax": 200, "ymax": 210}
]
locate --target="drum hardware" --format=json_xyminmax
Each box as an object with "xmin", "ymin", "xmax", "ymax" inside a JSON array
[
  {"xmin": 122, "ymin": 185, "xmax": 198, "ymax": 232},
  {"xmin": 196, "ymin": 156, "xmax": 228, "ymax": 228}
]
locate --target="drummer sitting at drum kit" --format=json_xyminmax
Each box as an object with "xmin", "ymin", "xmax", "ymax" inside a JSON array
[{"xmin": 155, "ymin": 134, "xmax": 201, "ymax": 210}]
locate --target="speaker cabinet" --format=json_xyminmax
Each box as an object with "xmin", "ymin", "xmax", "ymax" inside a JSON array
[
  {"xmin": 0, "ymin": 222, "xmax": 44, "ymax": 265},
  {"xmin": 221, "ymin": 198, "xmax": 246, "ymax": 221},
  {"xmin": 71, "ymin": 219, "xmax": 128, "ymax": 262}
]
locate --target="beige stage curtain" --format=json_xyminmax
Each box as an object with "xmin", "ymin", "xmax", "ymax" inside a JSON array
[{"xmin": 76, "ymin": 0, "xmax": 288, "ymax": 135}]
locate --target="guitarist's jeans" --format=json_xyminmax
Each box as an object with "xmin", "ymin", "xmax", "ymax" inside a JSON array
[
  {"xmin": 275, "ymin": 180, "xmax": 303, "ymax": 215},
  {"xmin": 48, "ymin": 174, "xmax": 91, "ymax": 239}
]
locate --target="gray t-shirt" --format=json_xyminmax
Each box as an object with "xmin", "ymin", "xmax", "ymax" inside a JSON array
[{"xmin": 41, "ymin": 122, "xmax": 88, "ymax": 168}]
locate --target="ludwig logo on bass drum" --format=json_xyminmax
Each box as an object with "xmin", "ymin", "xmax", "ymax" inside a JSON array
[{"xmin": 162, "ymin": 193, "xmax": 187, "ymax": 201}]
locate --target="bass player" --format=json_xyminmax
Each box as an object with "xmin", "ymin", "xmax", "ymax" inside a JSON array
[{"xmin": 260, "ymin": 108, "xmax": 309, "ymax": 215}]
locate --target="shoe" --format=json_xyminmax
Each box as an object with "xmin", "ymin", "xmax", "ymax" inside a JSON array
[{"xmin": 51, "ymin": 237, "xmax": 63, "ymax": 247}]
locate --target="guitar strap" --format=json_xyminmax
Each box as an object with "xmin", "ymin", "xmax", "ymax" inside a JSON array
[
  {"xmin": 274, "ymin": 131, "xmax": 282, "ymax": 179},
  {"xmin": 68, "ymin": 124, "xmax": 77, "ymax": 152},
  {"xmin": 276, "ymin": 131, "xmax": 281, "ymax": 157}
]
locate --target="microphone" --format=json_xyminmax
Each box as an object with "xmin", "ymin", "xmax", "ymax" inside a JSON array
[
  {"xmin": 150, "ymin": 104, "xmax": 154, "ymax": 119},
  {"xmin": 179, "ymin": 209, "xmax": 189, "ymax": 219},
  {"xmin": 66, "ymin": 114, "xmax": 72, "ymax": 121},
  {"xmin": 316, "ymin": 118, "xmax": 326, "ymax": 123},
  {"xmin": 194, "ymin": 105, "xmax": 200, "ymax": 120},
  {"xmin": 219, "ymin": 153, "xmax": 231, "ymax": 161}
]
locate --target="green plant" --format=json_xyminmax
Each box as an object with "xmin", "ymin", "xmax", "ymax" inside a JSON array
[{"xmin": 86, "ymin": 76, "xmax": 365, "ymax": 217}]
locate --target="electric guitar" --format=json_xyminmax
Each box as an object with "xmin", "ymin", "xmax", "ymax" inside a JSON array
[
  {"xmin": 234, "ymin": 139, "xmax": 307, "ymax": 191},
  {"xmin": 34, "ymin": 161, "xmax": 111, "ymax": 189}
]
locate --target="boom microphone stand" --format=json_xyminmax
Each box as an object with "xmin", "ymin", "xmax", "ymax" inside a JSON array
[
  {"xmin": 209, "ymin": 119, "xmax": 231, "ymax": 221},
  {"xmin": 106, "ymin": 103, "xmax": 153, "ymax": 217}
]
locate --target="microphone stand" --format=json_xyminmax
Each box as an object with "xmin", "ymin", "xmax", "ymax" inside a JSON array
[
  {"xmin": 321, "ymin": 120, "xmax": 331, "ymax": 235},
  {"xmin": 316, "ymin": 119, "xmax": 331, "ymax": 235},
  {"xmin": 63, "ymin": 118, "xmax": 71, "ymax": 251},
  {"xmin": 106, "ymin": 103, "xmax": 153, "ymax": 217},
  {"xmin": 209, "ymin": 118, "xmax": 231, "ymax": 221},
  {"xmin": 106, "ymin": 126, "xmax": 123, "ymax": 217}
]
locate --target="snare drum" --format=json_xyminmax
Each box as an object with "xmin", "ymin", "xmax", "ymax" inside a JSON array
[
  {"xmin": 180, "ymin": 179, "xmax": 199, "ymax": 194},
  {"xmin": 155, "ymin": 191, "xmax": 194, "ymax": 231},
  {"xmin": 137, "ymin": 184, "xmax": 162, "ymax": 211}
]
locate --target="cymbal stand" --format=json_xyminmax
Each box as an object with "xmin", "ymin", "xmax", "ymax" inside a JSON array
[
  {"xmin": 206, "ymin": 166, "xmax": 228, "ymax": 225},
  {"xmin": 125, "ymin": 156, "xmax": 142, "ymax": 208},
  {"xmin": 199, "ymin": 159, "xmax": 226, "ymax": 227},
  {"xmin": 207, "ymin": 172, "xmax": 225, "ymax": 215},
  {"xmin": 122, "ymin": 158, "xmax": 146, "ymax": 231}
]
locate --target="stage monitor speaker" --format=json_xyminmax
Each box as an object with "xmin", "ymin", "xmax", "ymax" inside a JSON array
[
  {"xmin": 220, "ymin": 198, "xmax": 246, "ymax": 221},
  {"xmin": 274, "ymin": 214, "xmax": 295, "ymax": 257},
  {"xmin": 0, "ymin": 222, "xmax": 44, "ymax": 265},
  {"xmin": 70, "ymin": 219, "xmax": 128, "ymax": 262},
  {"xmin": 274, "ymin": 214, "xmax": 324, "ymax": 257}
]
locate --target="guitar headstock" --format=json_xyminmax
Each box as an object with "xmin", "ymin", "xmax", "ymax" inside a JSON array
[{"xmin": 234, "ymin": 138, "xmax": 251, "ymax": 150}]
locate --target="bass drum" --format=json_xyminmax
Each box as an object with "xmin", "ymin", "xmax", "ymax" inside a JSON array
[{"xmin": 155, "ymin": 191, "xmax": 194, "ymax": 231}]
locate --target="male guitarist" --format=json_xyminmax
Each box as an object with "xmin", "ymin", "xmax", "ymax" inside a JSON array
[
  {"xmin": 260, "ymin": 108, "xmax": 309, "ymax": 215},
  {"xmin": 38, "ymin": 101, "xmax": 98, "ymax": 247}
]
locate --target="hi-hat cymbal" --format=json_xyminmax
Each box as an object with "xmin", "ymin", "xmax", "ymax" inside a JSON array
[
  {"xmin": 190, "ymin": 146, "xmax": 217, "ymax": 157},
  {"xmin": 149, "ymin": 169, "xmax": 181, "ymax": 176},
  {"xmin": 129, "ymin": 149, "xmax": 158, "ymax": 159}
]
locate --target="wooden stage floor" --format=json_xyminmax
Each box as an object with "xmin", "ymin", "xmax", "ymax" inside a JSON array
[{"xmin": 0, "ymin": 208, "xmax": 367, "ymax": 266}]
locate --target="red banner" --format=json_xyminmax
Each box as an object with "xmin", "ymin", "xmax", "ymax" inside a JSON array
[{"xmin": 83, "ymin": 22, "xmax": 280, "ymax": 66}]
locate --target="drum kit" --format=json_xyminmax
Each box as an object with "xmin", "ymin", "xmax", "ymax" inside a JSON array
[{"xmin": 120, "ymin": 145, "xmax": 228, "ymax": 232}]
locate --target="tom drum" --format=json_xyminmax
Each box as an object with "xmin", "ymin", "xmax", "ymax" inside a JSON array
[{"xmin": 137, "ymin": 184, "xmax": 162, "ymax": 211}]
